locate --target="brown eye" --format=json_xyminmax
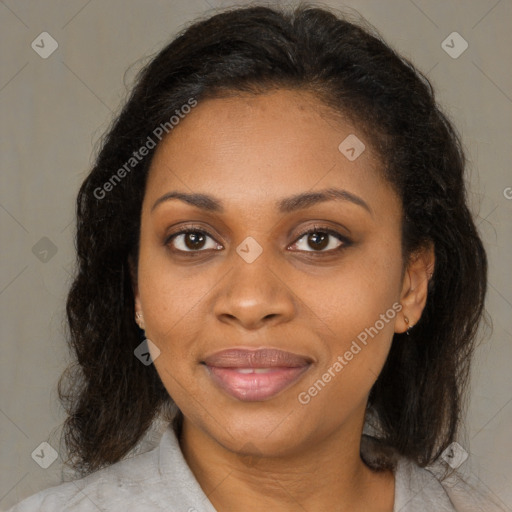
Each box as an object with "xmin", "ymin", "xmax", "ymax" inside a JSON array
[
  {"xmin": 306, "ymin": 232, "xmax": 329, "ymax": 250},
  {"xmin": 167, "ymin": 230, "xmax": 221, "ymax": 252},
  {"xmin": 184, "ymin": 232, "xmax": 206, "ymax": 250},
  {"xmin": 290, "ymin": 227, "xmax": 350, "ymax": 253}
]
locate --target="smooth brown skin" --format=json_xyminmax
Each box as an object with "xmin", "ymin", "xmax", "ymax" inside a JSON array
[{"xmin": 133, "ymin": 89, "xmax": 434, "ymax": 511}]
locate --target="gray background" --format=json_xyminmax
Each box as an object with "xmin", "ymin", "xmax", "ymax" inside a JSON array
[{"xmin": 1, "ymin": 0, "xmax": 511, "ymax": 509}]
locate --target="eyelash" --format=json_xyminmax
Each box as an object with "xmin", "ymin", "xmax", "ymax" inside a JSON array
[{"xmin": 164, "ymin": 224, "xmax": 351, "ymax": 256}]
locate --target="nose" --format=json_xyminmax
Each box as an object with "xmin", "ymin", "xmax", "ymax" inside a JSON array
[{"xmin": 212, "ymin": 248, "xmax": 297, "ymax": 331}]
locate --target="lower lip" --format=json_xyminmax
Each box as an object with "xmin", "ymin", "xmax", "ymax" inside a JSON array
[{"xmin": 205, "ymin": 365, "xmax": 310, "ymax": 401}]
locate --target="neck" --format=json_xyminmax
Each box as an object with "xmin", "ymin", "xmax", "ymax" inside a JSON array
[{"xmin": 179, "ymin": 413, "xmax": 395, "ymax": 512}]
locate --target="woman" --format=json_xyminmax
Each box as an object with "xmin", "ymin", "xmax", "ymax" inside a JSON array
[{"xmin": 7, "ymin": 4, "xmax": 506, "ymax": 511}]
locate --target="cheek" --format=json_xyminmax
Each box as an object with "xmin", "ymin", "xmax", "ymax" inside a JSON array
[
  {"xmin": 139, "ymin": 268, "xmax": 211, "ymax": 351},
  {"xmin": 300, "ymin": 239, "xmax": 403, "ymax": 336},
  {"xmin": 137, "ymin": 232, "xmax": 215, "ymax": 338},
  {"xmin": 138, "ymin": 262, "xmax": 209, "ymax": 409},
  {"xmin": 296, "ymin": 241, "xmax": 402, "ymax": 399}
]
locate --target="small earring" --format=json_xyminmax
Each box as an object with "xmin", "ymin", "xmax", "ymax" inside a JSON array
[
  {"xmin": 135, "ymin": 312, "xmax": 144, "ymax": 329},
  {"xmin": 404, "ymin": 316, "xmax": 412, "ymax": 336}
]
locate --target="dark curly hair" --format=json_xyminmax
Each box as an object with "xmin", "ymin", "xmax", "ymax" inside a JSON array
[{"xmin": 58, "ymin": 3, "xmax": 487, "ymax": 477}]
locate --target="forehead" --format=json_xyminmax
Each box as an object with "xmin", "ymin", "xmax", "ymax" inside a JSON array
[{"xmin": 144, "ymin": 89, "xmax": 398, "ymax": 216}]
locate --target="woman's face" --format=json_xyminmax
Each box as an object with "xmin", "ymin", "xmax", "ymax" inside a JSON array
[{"xmin": 135, "ymin": 88, "xmax": 418, "ymax": 457}]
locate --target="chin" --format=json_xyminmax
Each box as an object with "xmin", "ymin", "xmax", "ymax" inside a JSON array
[{"xmin": 202, "ymin": 404, "xmax": 313, "ymax": 456}]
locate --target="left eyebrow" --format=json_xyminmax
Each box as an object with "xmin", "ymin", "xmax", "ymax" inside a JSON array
[
  {"xmin": 151, "ymin": 187, "xmax": 372, "ymax": 216},
  {"xmin": 277, "ymin": 188, "xmax": 372, "ymax": 216}
]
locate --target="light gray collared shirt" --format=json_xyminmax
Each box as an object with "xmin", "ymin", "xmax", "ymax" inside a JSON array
[{"xmin": 4, "ymin": 424, "xmax": 507, "ymax": 512}]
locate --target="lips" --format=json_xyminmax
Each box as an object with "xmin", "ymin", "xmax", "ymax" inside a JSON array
[
  {"xmin": 202, "ymin": 348, "xmax": 312, "ymax": 401},
  {"xmin": 204, "ymin": 348, "xmax": 312, "ymax": 368}
]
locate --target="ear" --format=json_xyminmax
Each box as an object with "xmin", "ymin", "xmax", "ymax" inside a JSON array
[
  {"xmin": 128, "ymin": 255, "xmax": 143, "ymax": 314},
  {"xmin": 395, "ymin": 242, "xmax": 435, "ymax": 334}
]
